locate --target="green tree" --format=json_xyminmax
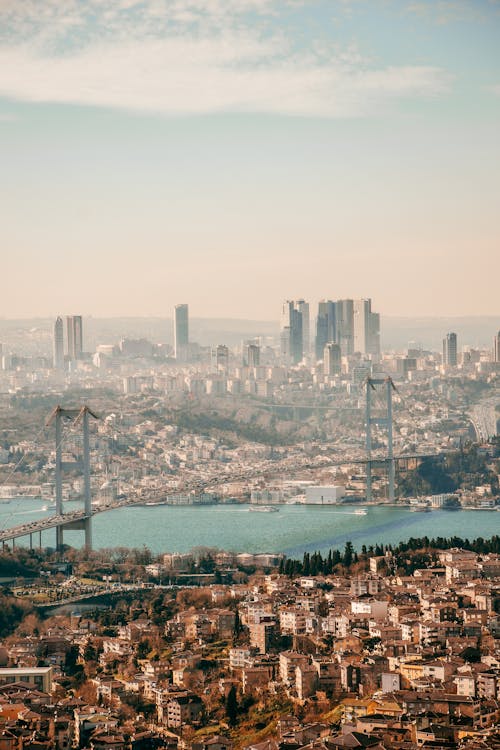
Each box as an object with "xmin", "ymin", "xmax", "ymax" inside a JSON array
[
  {"xmin": 225, "ymin": 685, "xmax": 238, "ymax": 725},
  {"xmin": 343, "ymin": 541, "xmax": 354, "ymax": 568}
]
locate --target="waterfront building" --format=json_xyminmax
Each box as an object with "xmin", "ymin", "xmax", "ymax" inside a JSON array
[
  {"xmin": 304, "ymin": 485, "xmax": 345, "ymax": 504},
  {"xmin": 66, "ymin": 315, "xmax": 83, "ymax": 361},
  {"xmin": 174, "ymin": 304, "xmax": 189, "ymax": 361},
  {"xmin": 53, "ymin": 316, "xmax": 64, "ymax": 369}
]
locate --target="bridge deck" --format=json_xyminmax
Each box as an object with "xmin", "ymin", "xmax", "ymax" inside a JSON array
[{"xmin": 0, "ymin": 510, "xmax": 91, "ymax": 543}]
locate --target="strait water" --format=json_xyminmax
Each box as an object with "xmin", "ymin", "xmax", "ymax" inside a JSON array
[{"xmin": 0, "ymin": 498, "xmax": 499, "ymax": 556}]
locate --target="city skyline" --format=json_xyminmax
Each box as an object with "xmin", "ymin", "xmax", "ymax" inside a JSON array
[{"xmin": 0, "ymin": 1, "xmax": 499, "ymax": 319}]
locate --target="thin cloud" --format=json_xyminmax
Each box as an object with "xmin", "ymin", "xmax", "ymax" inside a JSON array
[
  {"xmin": 405, "ymin": 0, "xmax": 493, "ymax": 24},
  {"xmin": 0, "ymin": 0, "xmax": 451, "ymax": 117}
]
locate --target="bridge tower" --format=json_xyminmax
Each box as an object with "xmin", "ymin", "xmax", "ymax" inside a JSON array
[
  {"xmin": 47, "ymin": 406, "xmax": 98, "ymax": 550},
  {"xmin": 365, "ymin": 377, "xmax": 396, "ymax": 503}
]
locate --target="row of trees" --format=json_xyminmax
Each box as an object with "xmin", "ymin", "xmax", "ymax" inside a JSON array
[
  {"xmin": 279, "ymin": 534, "xmax": 500, "ymax": 578},
  {"xmin": 278, "ymin": 543, "xmax": 358, "ymax": 577}
]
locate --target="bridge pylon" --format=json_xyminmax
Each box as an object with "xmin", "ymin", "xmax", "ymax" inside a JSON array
[
  {"xmin": 46, "ymin": 406, "xmax": 99, "ymax": 550},
  {"xmin": 365, "ymin": 377, "xmax": 396, "ymax": 503}
]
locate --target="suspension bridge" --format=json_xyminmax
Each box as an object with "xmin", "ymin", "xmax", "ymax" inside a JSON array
[{"xmin": 1, "ymin": 379, "xmax": 491, "ymax": 550}]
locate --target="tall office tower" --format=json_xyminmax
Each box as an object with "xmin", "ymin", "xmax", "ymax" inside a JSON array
[
  {"xmin": 246, "ymin": 343, "xmax": 260, "ymax": 367},
  {"xmin": 315, "ymin": 300, "xmax": 337, "ymax": 360},
  {"xmin": 296, "ymin": 300, "xmax": 310, "ymax": 357},
  {"xmin": 494, "ymin": 330, "xmax": 500, "ymax": 363},
  {"xmin": 174, "ymin": 304, "xmax": 189, "ymax": 361},
  {"xmin": 53, "ymin": 317, "xmax": 64, "ymax": 369},
  {"xmin": 323, "ymin": 342, "xmax": 341, "ymax": 376},
  {"xmin": 368, "ymin": 311, "xmax": 381, "ymax": 357},
  {"xmin": 213, "ymin": 344, "xmax": 229, "ymax": 371},
  {"xmin": 442, "ymin": 332, "xmax": 458, "ymax": 367},
  {"xmin": 353, "ymin": 298, "xmax": 380, "ymax": 356},
  {"xmin": 280, "ymin": 300, "xmax": 304, "ymax": 365},
  {"xmin": 66, "ymin": 315, "xmax": 83, "ymax": 361},
  {"xmin": 336, "ymin": 299, "xmax": 354, "ymax": 356}
]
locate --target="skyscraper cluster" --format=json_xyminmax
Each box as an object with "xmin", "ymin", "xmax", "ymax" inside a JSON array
[
  {"xmin": 52, "ymin": 315, "xmax": 83, "ymax": 369},
  {"xmin": 318, "ymin": 299, "xmax": 380, "ymax": 359},
  {"xmin": 281, "ymin": 298, "xmax": 380, "ymax": 365}
]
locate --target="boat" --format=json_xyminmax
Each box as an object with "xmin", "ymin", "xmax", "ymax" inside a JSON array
[
  {"xmin": 353, "ymin": 508, "xmax": 367, "ymax": 516},
  {"xmin": 41, "ymin": 505, "xmax": 48, "ymax": 511},
  {"xmin": 249, "ymin": 505, "xmax": 279, "ymax": 513},
  {"xmin": 410, "ymin": 504, "xmax": 431, "ymax": 512}
]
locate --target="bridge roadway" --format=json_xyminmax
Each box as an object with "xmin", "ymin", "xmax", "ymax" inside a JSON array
[
  {"xmin": 0, "ymin": 502, "xmax": 133, "ymax": 546},
  {"xmin": 0, "ymin": 451, "xmax": 442, "ymax": 546}
]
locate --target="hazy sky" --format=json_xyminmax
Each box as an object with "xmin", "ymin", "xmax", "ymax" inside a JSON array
[{"xmin": 1, "ymin": 0, "xmax": 499, "ymax": 320}]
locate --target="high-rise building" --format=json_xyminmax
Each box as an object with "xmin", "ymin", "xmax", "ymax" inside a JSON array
[
  {"xmin": 442, "ymin": 332, "xmax": 458, "ymax": 367},
  {"xmin": 53, "ymin": 317, "xmax": 64, "ymax": 369},
  {"xmin": 336, "ymin": 299, "xmax": 354, "ymax": 356},
  {"xmin": 213, "ymin": 344, "xmax": 229, "ymax": 371},
  {"xmin": 296, "ymin": 300, "xmax": 310, "ymax": 357},
  {"xmin": 353, "ymin": 298, "xmax": 380, "ymax": 357},
  {"xmin": 174, "ymin": 304, "xmax": 189, "ymax": 361},
  {"xmin": 246, "ymin": 344, "xmax": 260, "ymax": 367},
  {"xmin": 280, "ymin": 300, "xmax": 304, "ymax": 365},
  {"xmin": 323, "ymin": 343, "xmax": 341, "ymax": 376},
  {"xmin": 315, "ymin": 300, "xmax": 336, "ymax": 361},
  {"xmin": 494, "ymin": 330, "xmax": 500, "ymax": 363},
  {"xmin": 66, "ymin": 316, "xmax": 83, "ymax": 361}
]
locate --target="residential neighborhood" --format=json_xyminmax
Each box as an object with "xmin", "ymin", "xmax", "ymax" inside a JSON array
[{"xmin": 0, "ymin": 541, "xmax": 499, "ymax": 749}]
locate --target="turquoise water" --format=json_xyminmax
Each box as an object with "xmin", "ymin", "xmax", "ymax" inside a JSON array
[{"xmin": 0, "ymin": 498, "xmax": 498, "ymax": 555}]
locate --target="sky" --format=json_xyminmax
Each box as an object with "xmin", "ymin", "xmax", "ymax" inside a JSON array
[{"xmin": 1, "ymin": 0, "xmax": 499, "ymax": 320}]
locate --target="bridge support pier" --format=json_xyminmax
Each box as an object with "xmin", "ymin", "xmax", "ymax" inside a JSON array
[{"xmin": 84, "ymin": 517, "xmax": 92, "ymax": 550}]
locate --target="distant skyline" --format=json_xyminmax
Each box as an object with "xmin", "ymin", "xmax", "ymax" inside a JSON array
[
  {"xmin": 1, "ymin": 313, "xmax": 498, "ymax": 351},
  {"xmin": 1, "ymin": 0, "xmax": 499, "ymax": 319}
]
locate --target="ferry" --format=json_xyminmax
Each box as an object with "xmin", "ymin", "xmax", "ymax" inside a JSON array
[{"xmin": 249, "ymin": 505, "xmax": 279, "ymax": 513}]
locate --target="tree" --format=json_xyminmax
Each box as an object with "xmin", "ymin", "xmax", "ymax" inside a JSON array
[
  {"xmin": 225, "ymin": 685, "xmax": 238, "ymax": 725},
  {"xmin": 343, "ymin": 541, "xmax": 354, "ymax": 569},
  {"xmin": 460, "ymin": 646, "xmax": 481, "ymax": 663}
]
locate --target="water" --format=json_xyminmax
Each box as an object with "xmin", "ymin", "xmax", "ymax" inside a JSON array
[{"xmin": 0, "ymin": 498, "xmax": 498, "ymax": 556}]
